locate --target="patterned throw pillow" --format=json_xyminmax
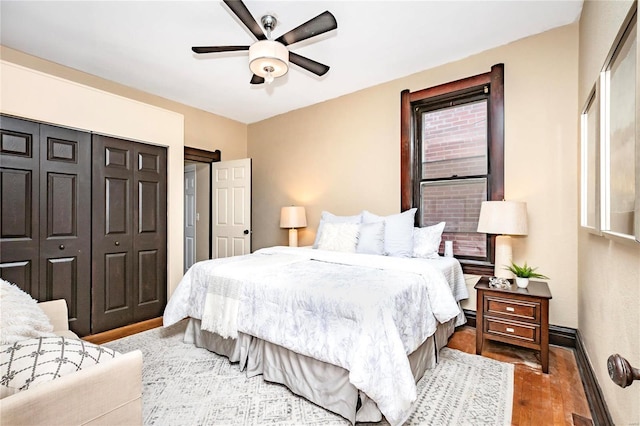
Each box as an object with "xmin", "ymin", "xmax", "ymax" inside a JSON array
[
  {"xmin": 313, "ymin": 211, "xmax": 362, "ymax": 248},
  {"xmin": 0, "ymin": 337, "xmax": 120, "ymax": 398},
  {"xmin": 317, "ymin": 222, "xmax": 360, "ymax": 253},
  {"xmin": 412, "ymin": 222, "xmax": 447, "ymax": 258},
  {"xmin": 0, "ymin": 279, "xmax": 56, "ymax": 345}
]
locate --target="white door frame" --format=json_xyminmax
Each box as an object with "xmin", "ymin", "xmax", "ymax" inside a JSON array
[{"xmin": 184, "ymin": 163, "xmax": 196, "ymax": 271}]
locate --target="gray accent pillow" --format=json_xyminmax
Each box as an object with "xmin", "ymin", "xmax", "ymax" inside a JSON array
[
  {"xmin": 356, "ymin": 221, "xmax": 385, "ymax": 255},
  {"xmin": 362, "ymin": 208, "xmax": 417, "ymax": 257}
]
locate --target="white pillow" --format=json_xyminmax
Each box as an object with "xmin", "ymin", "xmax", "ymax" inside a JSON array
[
  {"xmin": 0, "ymin": 279, "xmax": 56, "ymax": 345},
  {"xmin": 362, "ymin": 208, "xmax": 417, "ymax": 257},
  {"xmin": 316, "ymin": 222, "xmax": 360, "ymax": 253},
  {"xmin": 313, "ymin": 211, "xmax": 362, "ymax": 248},
  {"xmin": 356, "ymin": 221, "xmax": 385, "ymax": 255},
  {"xmin": 413, "ymin": 222, "xmax": 447, "ymax": 258},
  {"xmin": 0, "ymin": 337, "xmax": 119, "ymax": 398}
]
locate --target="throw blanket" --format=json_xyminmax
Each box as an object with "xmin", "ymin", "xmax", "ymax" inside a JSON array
[
  {"xmin": 164, "ymin": 246, "xmax": 466, "ymax": 426},
  {"xmin": 199, "ymin": 254, "xmax": 307, "ymax": 338}
]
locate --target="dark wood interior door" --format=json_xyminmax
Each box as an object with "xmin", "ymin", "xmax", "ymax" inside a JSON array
[
  {"xmin": 39, "ymin": 124, "xmax": 91, "ymax": 336},
  {"xmin": 0, "ymin": 116, "xmax": 40, "ymax": 296},
  {"xmin": 92, "ymin": 134, "xmax": 167, "ymax": 333}
]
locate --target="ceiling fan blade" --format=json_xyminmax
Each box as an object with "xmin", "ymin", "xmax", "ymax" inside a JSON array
[
  {"xmin": 289, "ymin": 52, "xmax": 330, "ymax": 76},
  {"xmin": 192, "ymin": 46, "xmax": 249, "ymax": 54},
  {"xmin": 223, "ymin": 0, "xmax": 266, "ymax": 41},
  {"xmin": 250, "ymin": 74, "xmax": 265, "ymax": 85},
  {"xmin": 275, "ymin": 11, "xmax": 337, "ymax": 46}
]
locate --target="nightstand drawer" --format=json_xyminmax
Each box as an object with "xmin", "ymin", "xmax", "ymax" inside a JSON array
[
  {"xmin": 485, "ymin": 296, "xmax": 540, "ymax": 322},
  {"xmin": 484, "ymin": 317, "xmax": 540, "ymax": 344}
]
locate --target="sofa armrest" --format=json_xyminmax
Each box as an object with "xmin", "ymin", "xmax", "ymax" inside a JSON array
[
  {"xmin": 38, "ymin": 299, "xmax": 70, "ymax": 333},
  {"xmin": 0, "ymin": 350, "xmax": 143, "ymax": 425}
]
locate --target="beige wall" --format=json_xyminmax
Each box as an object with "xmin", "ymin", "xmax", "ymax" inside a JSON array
[
  {"xmin": 249, "ymin": 24, "xmax": 580, "ymax": 329},
  {"xmin": 578, "ymin": 1, "xmax": 640, "ymax": 424},
  {"xmin": 0, "ymin": 46, "xmax": 247, "ymax": 159},
  {"xmin": 0, "ymin": 46, "xmax": 248, "ymax": 295},
  {"xmin": 1, "ymin": 59, "xmax": 186, "ymax": 295}
]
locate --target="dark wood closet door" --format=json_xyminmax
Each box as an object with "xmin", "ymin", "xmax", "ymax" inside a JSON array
[
  {"xmin": 92, "ymin": 135, "xmax": 167, "ymax": 333},
  {"xmin": 133, "ymin": 144, "xmax": 167, "ymax": 322},
  {"xmin": 92, "ymin": 135, "xmax": 135, "ymax": 333},
  {"xmin": 0, "ymin": 116, "xmax": 40, "ymax": 296},
  {"xmin": 39, "ymin": 124, "xmax": 91, "ymax": 336}
]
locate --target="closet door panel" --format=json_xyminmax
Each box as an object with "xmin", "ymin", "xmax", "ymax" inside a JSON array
[
  {"xmin": 92, "ymin": 135, "xmax": 134, "ymax": 333},
  {"xmin": 39, "ymin": 124, "xmax": 91, "ymax": 336},
  {"xmin": 104, "ymin": 252, "xmax": 130, "ymax": 310},
  {"xmin": 0, "ymin": 116, "xmax": 40, "ymax": 297},
  {"xmin": 133, "ymin": 146, "xmax": 167, "ymax": 321}
]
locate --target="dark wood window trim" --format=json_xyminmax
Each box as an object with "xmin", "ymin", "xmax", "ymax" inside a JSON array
[{"xmin": 401, "ymin": 64, "xmax": 504, "ymax": 275}]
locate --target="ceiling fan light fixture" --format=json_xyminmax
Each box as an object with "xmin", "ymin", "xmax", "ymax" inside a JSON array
[{"xmin": 249, "ymin": 40, "xmax": 289, "ymax": 82}]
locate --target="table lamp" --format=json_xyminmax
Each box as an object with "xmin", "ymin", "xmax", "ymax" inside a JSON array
[
  {"xmin": 477, "ymin": 200, "xmax": 528, "ymax": 278},
  {"xmin": 280, "ymin": 206, "xmax": 307, "ymax": 247}
]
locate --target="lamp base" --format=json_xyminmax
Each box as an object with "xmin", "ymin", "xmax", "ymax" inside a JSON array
[
  {"xmin": 288, "ymin": 228, "xmax": 299, "ymax": 247},
  {"xmin": 494, "ymin": 235, "xmax": 514, "ymax": 279}
]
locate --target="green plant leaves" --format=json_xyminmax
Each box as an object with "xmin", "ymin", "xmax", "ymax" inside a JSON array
[{"xmin": 503, "ymin": 261, "xmax": 549, "ymax": 279}]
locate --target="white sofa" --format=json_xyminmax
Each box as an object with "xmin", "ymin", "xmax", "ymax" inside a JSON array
[{"xmin": 0, "ymin": 300, "xmax": 143, "ymax": 425}]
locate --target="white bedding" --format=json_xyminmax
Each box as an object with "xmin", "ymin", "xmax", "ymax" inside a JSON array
[{"xmin": 164, "ymin": 246, "xmax": 468, "ymax": 426}]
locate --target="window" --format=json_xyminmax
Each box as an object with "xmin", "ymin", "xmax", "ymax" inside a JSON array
[
  {"xmin": 401, "ymin": 64, "xmax": 504, "ymax": 271},
  {"xmin": 580, "ymin": 4, "xmax": 639, "ymax": 243},
  {"xmin": 602, "ymin": 9, "xmax": 637, "ymax": 238},
  {"xmin": 580, "ymin": 84, "xmax": 600, "ymax": 232}
]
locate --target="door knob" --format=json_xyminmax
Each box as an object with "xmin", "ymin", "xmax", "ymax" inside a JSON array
[
  {"xmin": 608, "ymin": 354, "xmax": 640, "ymax": 388},
  {"xmin": 115, "ymin": 241, "xmax": 120, "ymax": 246},
  {"xmin": 243, "ymin": 230, "xmax": 249, "ymax": 235},
  {"xmin": 59, "ymin": 244, "xmax": 65, "ymax": 250}
]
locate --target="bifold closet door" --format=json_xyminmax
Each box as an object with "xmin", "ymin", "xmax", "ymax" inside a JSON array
[
  {"xmin": 38, "ymin": 124, "xmax": 91, "ymax": 336},
  {"xmin": 92, "ymin": 134, "xmax": 167, "ymax": 333},
  {"xmin": 0, "ymin": 116, "xmax": 91, "ymax": 336},
  {"xmin": 0, "ymin": 116, "xmax": 40, "ymax": 295}
]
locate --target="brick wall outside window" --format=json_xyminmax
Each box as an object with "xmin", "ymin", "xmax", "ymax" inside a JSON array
[{"xmin": 420, "ymin": 101, "xmax": 488, "ymax": 257}]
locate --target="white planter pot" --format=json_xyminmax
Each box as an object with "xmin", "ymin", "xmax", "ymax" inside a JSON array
[{"xmin": 515, "ymin": 277, "xmax": 530, "ymax": 288}]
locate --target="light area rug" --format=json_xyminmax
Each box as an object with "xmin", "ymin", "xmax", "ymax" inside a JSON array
[{"xmin": 105, "ymin": 320, "xmax": 513, "ymax": 426}]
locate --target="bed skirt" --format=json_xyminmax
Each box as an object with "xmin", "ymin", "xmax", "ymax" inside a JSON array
[{"xmin": 184, "ymin": 318, "xmax": 456, "ymax": 423}]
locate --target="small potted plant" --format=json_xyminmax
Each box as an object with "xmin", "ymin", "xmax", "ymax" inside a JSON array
[{"xmin": 504, "ymin": 261, "xmax": 549, "ymax": 288}]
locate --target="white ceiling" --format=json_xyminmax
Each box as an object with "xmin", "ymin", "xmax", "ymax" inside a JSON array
[{"xmin": 1, "ymin": 1, "xmax": 583, "ymax": 124}]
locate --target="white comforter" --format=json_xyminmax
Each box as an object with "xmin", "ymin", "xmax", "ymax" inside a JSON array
[{"xmin": 164, "ymin": 246, "xmax": 468, "ymax": 426}]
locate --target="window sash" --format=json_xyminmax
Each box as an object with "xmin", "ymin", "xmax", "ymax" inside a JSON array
[
  {"xmin": 419, "ymin": 99, "xmax": 489, "ymax": 180},
  {"xmin": 420, "ymin": 178, "xmax": 488, "ymax": 258}
]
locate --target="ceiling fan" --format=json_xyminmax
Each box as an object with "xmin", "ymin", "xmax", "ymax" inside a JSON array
[{"xmin": 192, "ymin": 0, "xmax": 337, "ymax": 85}]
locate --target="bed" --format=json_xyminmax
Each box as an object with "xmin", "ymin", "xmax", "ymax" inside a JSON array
[{"xmin": 164, "ymin": 243, "xmax": 468, "ymax": 425}]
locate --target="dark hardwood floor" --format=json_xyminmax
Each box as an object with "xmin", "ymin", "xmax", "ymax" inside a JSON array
[
  {"xmin": 448, "ymin": 326, "xmax": 593, "ymax": 425},
  {"xmin": 87, "ymin": 321, "xmax": 593, "ymax": 425}
]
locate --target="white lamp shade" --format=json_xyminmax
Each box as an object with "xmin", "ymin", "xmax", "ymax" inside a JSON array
[
  {"xmin": 249, "ymin": 40, "xmax": 289, "ymax": 78},
  {"xmin": 280, "ymin": 206, "xmax": 307, "ymax": 229},
  {"xmin": 477, "ymin": 201, "xmax": 528, "ymax": 236}
]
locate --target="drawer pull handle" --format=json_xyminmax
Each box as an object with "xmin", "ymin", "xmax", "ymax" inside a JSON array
[
  {"xmin": 506, "ymin": 327, "xmax": 515, "ymax": 333},
  {"xmin": 505, "ymin": 307, "xmax": 515, "ymax": 312}
]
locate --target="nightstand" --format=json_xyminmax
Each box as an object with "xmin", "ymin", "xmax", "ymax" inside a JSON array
[{"xmin": 475, "ymin": 277, "xmax": 552, "ymax": 373}]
